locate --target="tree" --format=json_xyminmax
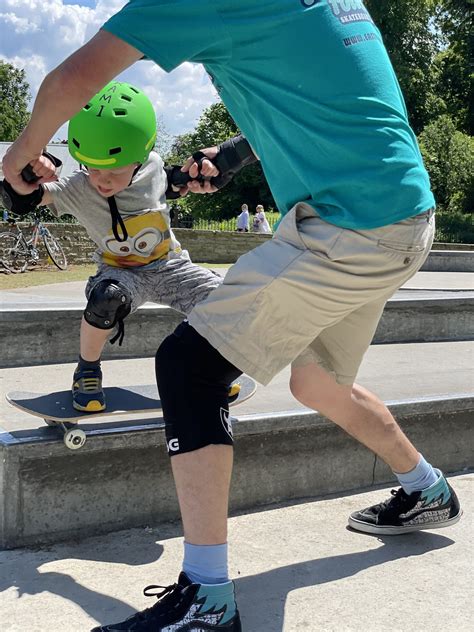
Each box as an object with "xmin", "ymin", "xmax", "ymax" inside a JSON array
[
  {"xmin": 365, "ymin": 0, "xmax": 440, "ymax": 133},
  {"xmin": 419, "ymin": 114, "xmax": 474, "ymax": 242},
  {"xmin": 166, "ymin": 102, "xmax": 274, "ymax": 220},
  {"xmin": 0, "ymin": 61, "xmax": 30, "ymax": 141},
  {"xmin": 431, "ymin": 0, "xmax": 473, "ymax": 134}
]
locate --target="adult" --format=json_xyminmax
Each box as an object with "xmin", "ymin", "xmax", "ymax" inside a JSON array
[
  {"xmin": 236, "ymin": 203, "xmax": 249, "ymax": 232},
  {"xmin": 2, "ymin": 2, "xmax": 461, "ymax": 630}
]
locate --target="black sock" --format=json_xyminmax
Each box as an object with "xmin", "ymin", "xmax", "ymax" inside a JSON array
[{"xmin": 77, "ymin": 355, "xmax": 101, "ymax": 371}]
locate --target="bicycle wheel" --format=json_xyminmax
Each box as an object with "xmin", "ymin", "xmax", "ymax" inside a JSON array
[
  {"xmin": 43, "ymin": 231, "xmax": 67, "ymax": 270},
  {"xmin": 0, "ymin": 232, "xmax": 28, "ymax": 273}
]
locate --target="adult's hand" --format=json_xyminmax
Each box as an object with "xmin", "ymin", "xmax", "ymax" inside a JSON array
[{"xmin": 2, "ymin": 149, "xmax": 58, "ymax": 195}]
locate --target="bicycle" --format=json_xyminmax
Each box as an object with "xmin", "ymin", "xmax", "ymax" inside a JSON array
[{"xmin": 0, "ymin": 212, "xmax": 67, "ymax": 273}]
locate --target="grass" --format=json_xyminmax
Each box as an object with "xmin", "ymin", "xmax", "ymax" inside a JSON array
[{"xmin": 0, "ymin": 262, "xmax": 230, "ymax": 290}]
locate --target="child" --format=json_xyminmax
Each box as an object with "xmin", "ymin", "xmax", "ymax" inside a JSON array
[
  {"xmin": 252, "ymin": 204, "xmax": 272, "ymax": 234},
  {"xmin": 13, "ymin": 81, "xmax": 223, "ymax": 412}
]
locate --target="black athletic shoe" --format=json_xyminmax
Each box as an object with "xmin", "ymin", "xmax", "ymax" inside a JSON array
[
  {"xmin": 91, "ymin": 572, "xmax": 241, "ymax": 631},
  {"xmin": 348, "ymin": 474, "xmax": 462, "ymax": 535}
]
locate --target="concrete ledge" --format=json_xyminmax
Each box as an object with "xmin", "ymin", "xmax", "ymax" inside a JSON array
[
  {"xmin": 1, "ymin": 294, "xmax": 473, "ymax": 368},
  {"xmin": 421, "ymin": 250, "xmax": 474, "ymax": 272},
  {"xmin": 1, "ymin": 394, "xmax": 472, "ymax": 549}
]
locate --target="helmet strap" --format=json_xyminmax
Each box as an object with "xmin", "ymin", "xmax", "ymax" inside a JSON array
[
  {"xmin": 107, "ymin": 195, "xmax": 128, "ymax": 242},
  {"xmin": 129, "ymin": 163, "xmax": 142, "ymax": 187}
]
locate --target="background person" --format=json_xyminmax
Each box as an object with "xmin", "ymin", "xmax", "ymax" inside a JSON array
[
  {"xmin": 236, "ymin": 203, "xmax": 249, "ymax": 232},
  {"xmin": 253, "ymin": 204, "xmax": 272, "ymax": 234}
]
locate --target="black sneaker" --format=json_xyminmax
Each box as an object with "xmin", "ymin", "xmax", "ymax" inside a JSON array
[
  {"xmin": 348, "ymin": 474, "xmax": 462, "ymax": 535},
  {"xmin": 91, "ymin": 572, "xmax": 241, "ymax": 631}
]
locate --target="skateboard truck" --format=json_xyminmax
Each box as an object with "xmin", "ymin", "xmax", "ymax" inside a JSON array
[{"xmin": 44, "ymin": 419, "xmax": 87, "ymax": 450}]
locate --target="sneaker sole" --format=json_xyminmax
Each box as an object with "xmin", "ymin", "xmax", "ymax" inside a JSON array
[
  {"xmin": 348, "ymin": 509, "xmax": 463, "ymax": 535},
  {"xmin": 72, "ymin": 400, "xmax": 106, "ymax": 413}
]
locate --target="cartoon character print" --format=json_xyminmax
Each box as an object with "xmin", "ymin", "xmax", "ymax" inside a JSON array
[{"xmin": 101, "ymin": 212, "xmax": 177, "ymax": 267}]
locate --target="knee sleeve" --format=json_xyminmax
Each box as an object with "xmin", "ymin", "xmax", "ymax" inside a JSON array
[
  {"xmin": 156, "ymin": 321, "xmax": 242, "ymax": 456},
  {"xmin": 84, "ymin": 279, "xmax": 132, "ymax": 345}
]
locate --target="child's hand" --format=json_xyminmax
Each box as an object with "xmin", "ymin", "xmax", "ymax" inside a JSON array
[
  {"xmin": 181, "ymin": 147, "xmax": 219, "ymax": 194},
  {"xmin": 28, "ymin": 154, "xmax": 59, "ymax": 186}
]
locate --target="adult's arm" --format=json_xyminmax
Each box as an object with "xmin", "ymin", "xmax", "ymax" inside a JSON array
[{"xmin": 2, "ymin": 30, "xmax": 143, "ymax": 192}]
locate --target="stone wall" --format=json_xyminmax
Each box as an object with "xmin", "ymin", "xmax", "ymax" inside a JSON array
[
  {"xmin": 0, "ymin": 222, "xmax": 471, "ymax": 266},
  {"xmin": 0, "ymin": 222, "xmax": 271, "ymax": 264}
]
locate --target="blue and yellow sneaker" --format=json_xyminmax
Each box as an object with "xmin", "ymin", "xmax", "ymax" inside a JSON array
[
  {"xmin": 348, "ymin": 474, "xmax": 462, "ymax": 535},
  {"xmin": 72, "ymin": 365, "xmax": 106, "ymax": 412},
  {"xmin": 91, "ymin": 572, "xmax": 241, "ymax": 631}
]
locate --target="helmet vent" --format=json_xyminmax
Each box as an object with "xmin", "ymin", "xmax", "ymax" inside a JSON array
[
  {"xmin": 84, "ymin": 104, "xmax": 92, "ymax": 111},
  {"xmin": 109, "ymin": 147, "xmax": 122, "ymax": 156},
  {"xmin": 72, "ymin": 138, "xmax": 80, "ymax": 148},
  {"xmin": 129, "ymin": 87, "xmax": 139, "ymax": 94},
  {"xmin": 121, "ymin": 95, "xmax": 132, "ymax": 102},
  {"xmin": 114, "ymin": 109, "xmax": 127, "ymax": 116}
]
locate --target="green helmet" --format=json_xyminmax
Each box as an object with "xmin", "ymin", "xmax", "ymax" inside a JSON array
[{"xmin": 68, "ymin": 81, "xmax": 157, "ymax": 168}]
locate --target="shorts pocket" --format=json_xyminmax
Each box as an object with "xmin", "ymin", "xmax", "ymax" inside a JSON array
[{"xmin": 376, "ymin": 239, "xmax": 426, "ymax": 255}]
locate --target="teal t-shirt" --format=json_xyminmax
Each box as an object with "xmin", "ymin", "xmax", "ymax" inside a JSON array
[{"xmin": 104, "ymin": 0, "xmax": 435, "ymax": 229}]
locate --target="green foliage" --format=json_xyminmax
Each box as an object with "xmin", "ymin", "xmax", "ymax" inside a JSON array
[
  {"xmin": 0, "ymin": 61, "xmax": 30, "ymax": 141},
  {"xmin": 432, "ymin": 0, "xmax": 473, "ymax": 134},
  {"xmin": 166, "ymin": 102, "xmax": 275, "ymax": 221},
  {"xmin": 365, "ymin": 0, "xmax": 440, "ymax": 133},
  {"xmin": 419, "ymin": 114, "xmax": 473, "ymax": 242},
  {"xmin": 419, "ymin": 115, "xmax": 474, "ymax": 212},
  {"xmin": 435, "ymin": 210, "xmax": 474, "ymax": 243}
]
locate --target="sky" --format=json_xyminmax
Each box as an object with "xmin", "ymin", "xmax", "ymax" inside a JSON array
[{"xmin": 0, "ymin": 0, "xmax": 219, "ymax": 141}]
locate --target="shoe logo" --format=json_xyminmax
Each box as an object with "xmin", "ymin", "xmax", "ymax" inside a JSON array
[
  {"xmin": 220, "ymin": 408, "xmax": 233, "ymax": 440},
  {"xmin": 162, "ymin": 601, "xmax": 227, "ymax": 631},
  {"xmin": 167, "ymin": 437, "xmax": 180, "ymax": 452}
]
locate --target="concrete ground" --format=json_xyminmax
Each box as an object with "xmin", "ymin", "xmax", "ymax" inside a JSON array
[
  {"xmin": 1, "ymin": 340, "xmax": 473, "ymax": 433},
  {"xmin": 1, "ymin": 269, "xmax": 472, "ymax": 631},
  {"xmin": 0, "ymin": 473, "xmax": 471, "ymax": 632},
  {"xmin": 1, "ymin": 270, "xmax": 473, "ymax": 310}
]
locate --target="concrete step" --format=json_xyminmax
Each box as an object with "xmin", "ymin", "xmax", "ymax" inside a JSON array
[
  {"xmin": 1, "ymin": 342, "xmax": 472, "ymax": 548},
  {"xmin": 0, "ymin": 474, "xmax": 471, "ymax": 631},
  {"xmin": 420, "ymin": 250, "xmax": 474, "ymax": 272},
  {"xmin": 1, "ymin": 289, "xmax": 473, "ymax": 368}
]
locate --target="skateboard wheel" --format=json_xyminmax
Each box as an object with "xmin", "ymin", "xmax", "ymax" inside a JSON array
[{"xmin": 64, "ymin": 428, "xmax": 86, "ymax": 450}]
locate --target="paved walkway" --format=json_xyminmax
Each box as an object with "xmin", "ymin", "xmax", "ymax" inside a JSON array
[
  {"xmin": 1, "ymin": 340, "xmax": 473, "ymax": 433},
  {"xmin": 1, "ymin": 271, "xmax": 473, "ymax": 310},
  {"xmin": 0, "ymin": 473, "xmax": 471, "ymax": 631}
]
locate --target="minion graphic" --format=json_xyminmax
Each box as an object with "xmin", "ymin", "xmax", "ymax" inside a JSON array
[{"xmin": 101, "ymin": 212, "xmax": 178, "ymax": 267}]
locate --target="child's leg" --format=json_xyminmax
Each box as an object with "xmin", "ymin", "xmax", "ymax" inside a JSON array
[
  {"xmin": 72, "ymin": 266, "xmax": 139, "ymax": 411},
  {"xmin": 80, "ymin": 316, "xmax": 111, "ymax": 362}
]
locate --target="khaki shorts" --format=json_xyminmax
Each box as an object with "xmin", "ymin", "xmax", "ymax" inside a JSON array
[{"xmin": 189, "ymin": 203, "xmax": 435, "ymax": 385}]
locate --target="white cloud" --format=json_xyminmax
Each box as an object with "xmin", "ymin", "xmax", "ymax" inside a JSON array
[{"xmin": 0, "ymin": 0, "xmax": 218, "ymax": 141}]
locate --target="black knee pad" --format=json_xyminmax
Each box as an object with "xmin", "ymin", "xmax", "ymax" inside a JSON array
[
  {"xmin": 84, "ymin": 279, "xmax": 132, "ymax": 340},
  {"xmin": 156, "ymin": 322, "xmax": 242, "ymax": 456}
]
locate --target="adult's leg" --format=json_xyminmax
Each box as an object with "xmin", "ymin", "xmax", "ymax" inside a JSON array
[
  {"xmin": 290, "ymin": 362, "xmax": 418, "ymax": 473},
  {"xmin": 171, "ymin": 445, "xmax": 233, "ymax": 544},
  {"xmin": 156, "ymin": 323, "xmax": 242, "ymax": 545}
]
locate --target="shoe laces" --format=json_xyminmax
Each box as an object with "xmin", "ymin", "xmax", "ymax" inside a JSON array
[
  {"xmin": 132, "ymin": 582, "xmax": 182, "ymax": 623},
  {"xmin": 381, "ymin": 487, "xmax": 410, "ymax": 511},
  {"xmin": 80, "ymin": 377, "xmax": 101, "ymax": 392}
]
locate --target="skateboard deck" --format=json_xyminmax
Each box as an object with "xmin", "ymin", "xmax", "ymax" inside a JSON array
[{"xmin": 6, "ymin": 376, "xmax": 257, "ymax": 450}]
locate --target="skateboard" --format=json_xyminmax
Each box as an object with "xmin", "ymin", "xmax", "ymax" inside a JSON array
[{"xmin": 6, "ymin": 376, "xmax": 257, "ymax": 451}]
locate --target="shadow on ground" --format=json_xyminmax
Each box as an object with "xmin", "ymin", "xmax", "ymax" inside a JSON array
[{"xmin": 0, "ymin": 527, "xmax": 453, "ymax": 630}]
